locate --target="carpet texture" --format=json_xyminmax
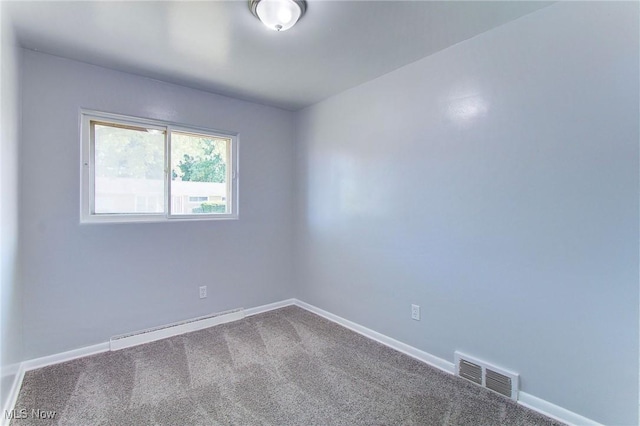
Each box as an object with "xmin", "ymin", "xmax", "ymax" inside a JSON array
[{"xmin": 11, "ymin": 306, "xmax": 563, "ymax": 425}]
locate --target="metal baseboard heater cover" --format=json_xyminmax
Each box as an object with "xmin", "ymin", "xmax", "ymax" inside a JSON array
[
  {"xmin": 454, "ymin": 351, "xmax": 519, "ymax": 400},
  {"xmin": 110, "ymin": 308, "xmax": 245, "ymax": 351}
]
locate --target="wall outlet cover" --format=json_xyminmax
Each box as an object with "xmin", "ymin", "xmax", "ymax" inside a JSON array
[{"xmin": 411, "ymin": 304, "xmax": 420, "ymax": 320}]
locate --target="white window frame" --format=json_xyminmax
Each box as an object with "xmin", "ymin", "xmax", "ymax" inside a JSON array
[{"xmin": 80, "ymin": 110, "xmax": 239, "ymax": 223}]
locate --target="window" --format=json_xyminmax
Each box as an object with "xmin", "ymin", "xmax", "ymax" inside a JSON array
[{"xmin": 81, "ymin": 111, "xmax": 238, "ymax": 223}]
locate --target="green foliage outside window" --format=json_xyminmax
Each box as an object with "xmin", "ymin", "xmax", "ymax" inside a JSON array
[
  {"xmin": 173, "ymin": 135, "xmax": 227, "ymax": 183},
  {"xmin": 192, "ymin": 202, "xmax": 226, "ymax": 214}
]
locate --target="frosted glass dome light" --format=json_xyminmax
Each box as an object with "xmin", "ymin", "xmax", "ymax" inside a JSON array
[{"xmin": 250, "ymin": 0, "xmax": 307, "ymax": 32}]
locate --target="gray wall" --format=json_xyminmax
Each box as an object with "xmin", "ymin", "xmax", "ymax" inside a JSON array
[
  {"xmin": 294, "ymin": 2, "xmax": 639, "ymax": 424},
  {"xmin": 0, "ymin": 6, "xmax": 23, "ymax": 410},
  {"xmin": 20, "ymin": 50, "xmax": 295, "ymax": 359}
]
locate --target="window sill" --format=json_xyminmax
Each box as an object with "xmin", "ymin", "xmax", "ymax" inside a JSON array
[{"xmin": 80, "ymin": 214, "xmax": 239, "ymax": 224}]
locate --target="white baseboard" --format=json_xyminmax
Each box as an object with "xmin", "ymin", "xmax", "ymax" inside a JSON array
[
  {"xmin": 21, "ymin": 342, "xmax": 110, "ymax": 372},
  {"xmin": 2, "ymin": 363, "xmax": 25, "ymax": 426},
  {"xmin": 293, "ymin": 299, "xmax": 455, "ymax": 374},
  {"xmin": 1, "ymin": 298, "xmax": 601, "ymax": 426},
  {"xmin": 292, "ymin": 299, "xmax": 602, "ymax": 426},
  {"xmin": 244, "ymin": 298, "xmax": 296, "ymax": 316},
  {"xmin": 519, "ymin": 392, "xmax": 602, "ymax": 426}
]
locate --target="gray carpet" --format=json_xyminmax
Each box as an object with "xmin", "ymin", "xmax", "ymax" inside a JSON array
[{"xmin": 11, "ymin": 306, "xmax": 563, "ymax": 425}]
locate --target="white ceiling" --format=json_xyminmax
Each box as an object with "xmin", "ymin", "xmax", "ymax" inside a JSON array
[{"xmin": 4, "ymin": 1, "xmax": 553, "ymax": 110}]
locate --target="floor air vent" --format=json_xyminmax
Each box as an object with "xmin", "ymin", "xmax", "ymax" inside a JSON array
[
  {"xmin": 459, "ymin": 359, "xmax": 482, "ymax": 384},
  {"xmin": 454, "ymin": 352, "xmax": 519, "ymax": 400},
  {"xmin": 485, "ymin": 368, "xmax": 513, "ymax": 398}
]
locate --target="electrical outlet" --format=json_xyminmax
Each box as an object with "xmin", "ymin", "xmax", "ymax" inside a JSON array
[
  {"xmin": 411, "ymin": 304, "xmax": 420, "ymax": 321},
  {"xmin": 199, "ymin": 286, "xmax": 207, "ymax": 299}
]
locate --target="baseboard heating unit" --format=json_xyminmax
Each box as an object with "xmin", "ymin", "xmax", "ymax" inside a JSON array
[{"xmin": 110, "ymin": 308, "xmax": 245, "ymax": 351}]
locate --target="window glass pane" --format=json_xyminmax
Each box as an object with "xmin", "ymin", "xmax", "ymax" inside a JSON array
[
  {"xmin": 171, "ymin": 132, "xmax": 229, "ymax": 215},
  {"xmin": 93, "ymin": 123, "xmax": 165, "ymax": 214}
]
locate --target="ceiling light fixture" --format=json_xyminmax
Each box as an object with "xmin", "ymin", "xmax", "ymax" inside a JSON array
[{"xmin": 249, "ymin": 0, "xmax": 307, "ymax": 32}]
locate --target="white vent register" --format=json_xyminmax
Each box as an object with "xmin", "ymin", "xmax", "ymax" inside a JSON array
[{"xmin": 454, "ymin": 351, "xmax": 519, "ymax": 400}]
